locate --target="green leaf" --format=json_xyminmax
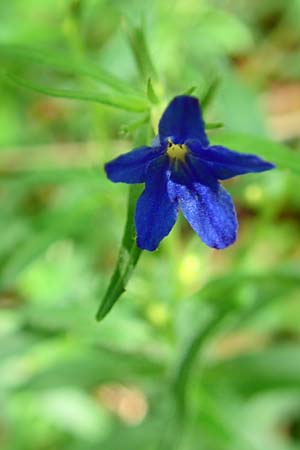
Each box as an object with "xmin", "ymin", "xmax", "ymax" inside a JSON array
[
  {"xmin": 125, "ymin": 22, "xmax": 157, "ymax": 81},
  {"xmin": 204, "ymin": 344, "xmax": 300, "ymax": 396},
  {"xmin": 0, "ymin": 233, "xmax": 57, "ymax": 291},
  {"xmin": 21, "ymin": 345, "xmax": 165, "ymax": 390},
  {"xmin": 121, "ymin": 114, "xmax": 149, "ymax": 135},
  {"xmin": 210, "ymin": 131, "xmax": 300, "ymax": 173},
  {"xmin": 200, "ymin": 77, "xmax": 219, "ymax": 110},
  {"xmin": 0, "ymin": 168, "xmax": 102, "ymax": 186},
  {"xmin": 146, "ymin": 78, "xmax": 159, "ymax": 104},
  {"xmin": 182, "ymin": 86, "xmax": 197, "ymax": 95},
  {"xmin": 172, "ymin": 302, "xmax": 231, "ymax": 416},
  {"xmin": 0, "ymin": 44, "xmax": 135, "ymax": 94},
  {"xmin": 4, "ymin": 72, "xmax": 150, "ymax": 113},
  {"xmin": 205, "ymin": 122, "xmax": 224, "ymax": 130},
  {"xmin": 96, "ymin": 185, "xmax": 143, "ymax": 321},
  {"xmin": 172, "ymin": 270, "xmax": 300, "ymax": 416}
]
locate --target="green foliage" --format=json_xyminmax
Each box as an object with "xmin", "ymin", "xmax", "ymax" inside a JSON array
[
  {"xmin": 1, "ymin": 0, "xmax": 300, "ymax": 450},
  {"xmin": 0, "ymin": 44, "xmax": 137, "ymax": 93},
  {"xmin": 5, "ymin": 73, "xmax": 149, "ymax": 113},
  {"xmin": 124, "ymin": 21, "xmax": 157, "ymax": 81}
]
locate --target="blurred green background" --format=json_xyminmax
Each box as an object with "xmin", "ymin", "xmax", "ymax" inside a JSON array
[{"xmin": 1, "ymin": 0, "xmax": 300, "ymax": 449}]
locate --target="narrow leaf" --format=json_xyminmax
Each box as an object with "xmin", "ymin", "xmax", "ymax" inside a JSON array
[
  {"xmin": 172, "ymin": 303, "xmax": 231, "ymax": 416},
  {"xmin": 96, "ymin": 185, "xmax": 143, "ymax": 321},
  {"xmin": 0, "ymin": 167, "xmax": 101, "ymax": 186},
  {"xmin": 183, "ymin": 86, "xmax": 197, "ymax": 95},
  {"xmin": 172, "ymin": 271, "xmax": 300, "ymax": 415},
  {"xmin": 200, "ymin": 77, "xmax": 219, "ymax": 110},
  {"xmin": 204, "ymin": 344, "xmax": 300, "ymax": 395},
  {"xmin": 0, "ymin": 44, "xmax": 135, "ymax": 94},
  {"xmin": 5, "ymin": 72, "xmax": 150, "ymax": 113},
  {"xmin": 146, "ymin": 78, "xmax": 159, "ymax": 104},
  {"xmin": 121, "ymin": 114, "xmax": 149, "ymax": 135},
  {"xmin": 125, "ymin": 22, "xmax": 157, "ymax": 81},
  {"xmin": 205, "ymin": 122, "xmax": 224, "ymax": 130}
]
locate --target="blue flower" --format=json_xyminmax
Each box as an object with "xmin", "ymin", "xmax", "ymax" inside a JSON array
[{"xmin": 105, "ymin": 96, "xmax": 275, "ymax": 251}]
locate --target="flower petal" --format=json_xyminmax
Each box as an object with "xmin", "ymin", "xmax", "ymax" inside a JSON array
[
  {"xmin": 105, "ymin": 146, "xmax": 160, "ymax": 184},
  {"xmin": 169, "ymin": 155, "xmax": 219, "ymax": 192},
  {"xmin": 135, "ymin": 157, "xmax": 178, "ymax": 251},
  {"xmin": 173, "ymin": 182, "xmax": 238, "ymax": 249},
  {"xmin": 187, "ymin": 140, "xmax": 275, "ymax": 180},
  {"xmin": 158, "ymin": 96, "xmax": 209, "ymax": 146}
]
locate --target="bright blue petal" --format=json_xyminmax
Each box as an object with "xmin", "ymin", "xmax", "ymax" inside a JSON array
[
  {"xmin": 169, "ymin": 155, "xmax": 219, "ymax": 192},
  {"xmin": 158, "ymin": 96, "xmax": 209, "ymax": 146},
  {"xmin": 173, "ymin": 182, "xmax": 238, "ymax": 249},
  {"xmin": 135, "ymin": 156, "xmax": 178, "ymax": 251},
  {"xmin": 187, "ymin": 140, "xmax": 275, "ymax": 180},
  {"xmin": 105, "ymin": 146, "xmax": 161, "ymax": 184}
]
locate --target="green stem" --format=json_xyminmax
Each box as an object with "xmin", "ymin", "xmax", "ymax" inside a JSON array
[
  {"xmin": 172, "ymin": 305, "xmax": 230, "ymax": 416},
  {"xmin": 172, "ymin": 271, "xmax": 300, "ymax": 418}
]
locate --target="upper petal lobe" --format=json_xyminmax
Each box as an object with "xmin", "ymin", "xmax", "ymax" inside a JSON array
[
  {"xmin": 158, "ymin": 96, "xmax": 209, "ymax": 146},
  {"xmin": 135, "ymin": 156, "xmax": 178, "ymax": 251},
  {"xmin": 105, "ymin": 146, "xmax": 160, "ymax": 184}
]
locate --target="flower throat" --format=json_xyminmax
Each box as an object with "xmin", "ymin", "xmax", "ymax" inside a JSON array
[{"xmin": 166, "ymin": 139, "xmax": 188, "ymax": 162}]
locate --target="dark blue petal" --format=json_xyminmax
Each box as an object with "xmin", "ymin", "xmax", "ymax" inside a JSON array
[
  {"xmin": 158, "ymin": 96, "xmax": 209, "ymax": 146},
  {"xmin": 105, "ymin": 146, "xmax": 161, "ymax": 184},
  {"xmin": 169, "ymin": 155, "xmax": 219, "ymax": 192},
  {"xmin": 172, "ymin": 182, "xmax": 238, "ymax": 249},
  {"xmin": 187, "ymin": 140, "xmax": 275, "ymax": 180},
  {"xmin": 135, "ymin": 156, "xmax": 178, "ymax": 251}
]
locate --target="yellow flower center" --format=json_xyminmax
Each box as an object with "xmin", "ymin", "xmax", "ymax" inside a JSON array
[{"xmin": 166, "ymin": 140, "xmax": 188, "ymax": 162}]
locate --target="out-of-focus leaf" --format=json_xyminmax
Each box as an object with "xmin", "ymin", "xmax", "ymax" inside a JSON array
[
  {"xmin": 193, "ymin": 387, "xmax": 291, "ymax": 450},
  {"xmin": 0, "ymin": 233, "xmax": 56, "ymax": 291},
  {"xmin": 196, "ymin": 8, "xmax": 254, "ymax": 54},
  {"xmin": 125, "ymin": 23, "xmax": 157, "ymax": 81},
  {"xmin": 204, "ymin": 345, "xmax": 300, "ymax": 396},
  {"xmin": 21, "ymin": 345, "xmax": 165, "ymax": 390},
  {"xmin": 173, "ymin": 271, "xmax": 300, "ymax": 415},
  {"xmin": 200, "ymin": 77, "xmax": 219, "ymax": 110},
  {"xmin": 146, "ymin": 78, "xmax": 159, "ymax": 104},
  {"xmin": 121, "ymin": 115, "xmax": 149, "ymax": 135},
  {"xmin": 40, "ymin": 387, "xmax": 110, "ymax": 440},
  {"xmin": 205, "ymin": 122, "xmax": 224, "ymax": 130},
  {"xmin": 217, "ymin": 69, "xmax": 266, "ymax": 135},
  {"xmin": 0, "ymin": 44, "xmax": 135, "ymax": 94},
  {"xmin": 172, "ymin": 302, "xmax": 231, "ymax": 416},
  {"xmin": 182, "ymin": 86, "xmax": 197, "ymax": 95},
  {"xmin": 4, "ymin": 73, "xmax": 150, "ymax": 113},
  {"xmin": 0, "ymin": 168, "xmax": 102, "ymax": 186}
]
